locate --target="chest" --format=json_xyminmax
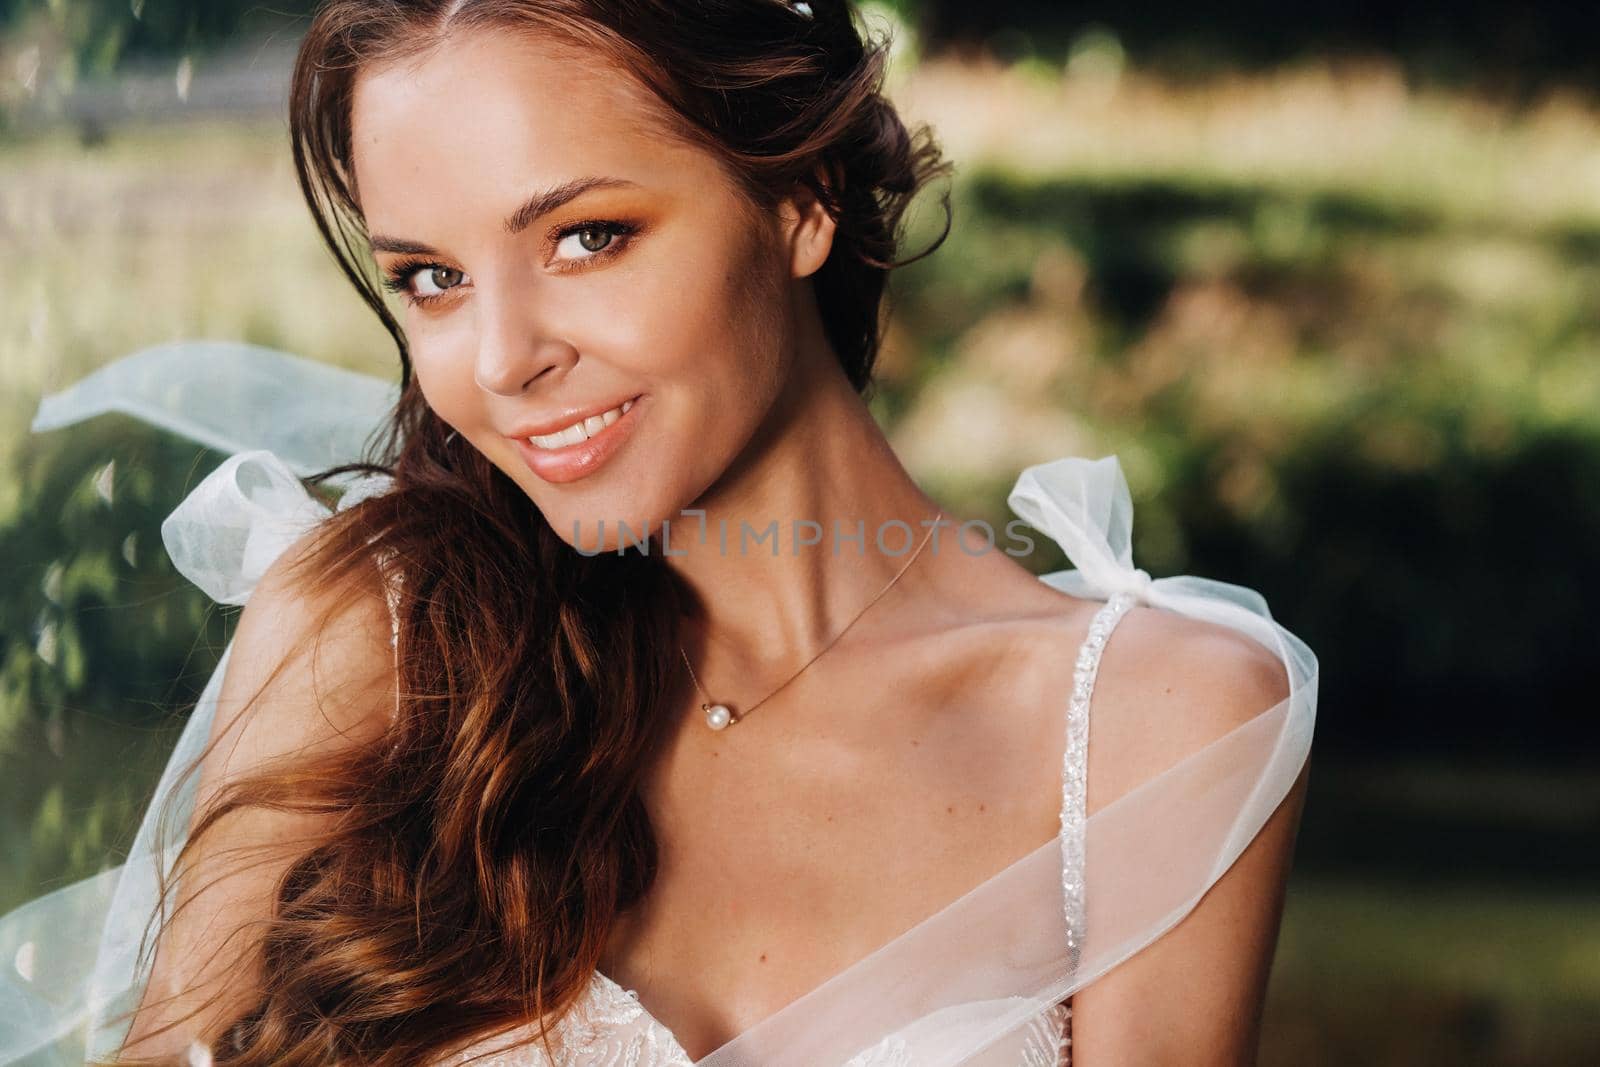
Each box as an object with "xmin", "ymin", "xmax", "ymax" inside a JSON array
[{"xmin": 598, "ymin": 619, "xmax": 1084, "ymax": 1059}]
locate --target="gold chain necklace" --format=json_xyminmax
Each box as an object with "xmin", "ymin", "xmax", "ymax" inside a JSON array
[{"xmin": 680, "ymin": 508, "xmax": 943, "ymax": 731}]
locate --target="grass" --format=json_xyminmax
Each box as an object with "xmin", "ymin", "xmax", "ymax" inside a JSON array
[{"xmin": 1265, "ymin": 876, "xmax": 1600, "ymax": 1065}]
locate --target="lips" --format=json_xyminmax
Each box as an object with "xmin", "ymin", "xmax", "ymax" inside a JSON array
[
  {"xmin": 522, "ymin": 396, "xmax": 636, "ymax": 450},
  {"xmin": 506, "ymin": 393, "xmax": 645, "ymax": 485},
  {"xmin": 507, "ymin": 393, "xmax": 642, "ymax": 442}
]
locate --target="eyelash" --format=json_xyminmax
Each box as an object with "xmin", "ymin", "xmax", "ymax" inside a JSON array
[{"xmin": 379, "ymin": 218, "xmax": 640, "ymax": 309}]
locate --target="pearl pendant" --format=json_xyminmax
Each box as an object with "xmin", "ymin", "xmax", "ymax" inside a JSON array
[{"xmin": 704, "ymin": 703, "xmax": 732, "ymax": 730}]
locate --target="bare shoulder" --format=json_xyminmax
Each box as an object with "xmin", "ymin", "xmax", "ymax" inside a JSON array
[
  {"xmin": 1086, "ymin": 601, "xmax": 1292, "ymax": 815},
  {"xmin": 210, "ymin": 525, "xmax": 399, "ymax": 767},
  {"xmin": 122, "ymin": 527, "xmax": 398, "ymax": 1056},
  {"xmin": 1069, "ymin": 600, "xmax": 1308, "ymax": 1064}
]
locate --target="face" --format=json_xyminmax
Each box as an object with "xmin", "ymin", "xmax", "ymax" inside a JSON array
[{"xmin": 350, "ymin": 29, "xmax": 833, "ymax": 550}]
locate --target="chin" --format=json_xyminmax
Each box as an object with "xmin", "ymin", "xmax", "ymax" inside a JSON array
[{"xmin": 551, "ymin": 513, "xmax": 668, "ymax": 557}]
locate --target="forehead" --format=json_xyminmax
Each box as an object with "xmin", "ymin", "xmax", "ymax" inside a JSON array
[{"xmin": 349, "ymin": 29, "xmax": 722, "ymax": 222}]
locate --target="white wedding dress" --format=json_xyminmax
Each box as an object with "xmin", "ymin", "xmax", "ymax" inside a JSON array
[{"xmin": 0, "ymin": 343, "xmax": 1319, "ymax": 1067}]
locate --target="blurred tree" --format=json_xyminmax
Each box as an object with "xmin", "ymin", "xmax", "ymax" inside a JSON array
[
  {"xmin": 0, "ymin": 418, "xmax": 237, "ymax": 911},
  {"xmin": 910, "ymin": 2, "xmax": 1600, "ymax": 96},
  {"xmin": 7, "ymin": 0, "xmax": 1600, "ymax": 97},
  {"xmin": 1, "ymin": 0, "xmax": 317, "ymax": 75}
]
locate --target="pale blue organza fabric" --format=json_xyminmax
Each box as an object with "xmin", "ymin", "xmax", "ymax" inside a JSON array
[{"xmin": 30, "ymin": 341, "xmax": 398, "ymax": 483}]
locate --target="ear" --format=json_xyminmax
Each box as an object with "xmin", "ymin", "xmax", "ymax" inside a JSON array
[{"xmin": 781, "ymin": 161, "xmax": 842, "ymax": 280}]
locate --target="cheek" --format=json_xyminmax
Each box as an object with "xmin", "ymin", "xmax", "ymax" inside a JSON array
[
  {"xmin": 662, "ymin": 236, "xmax": 787, "ymax": 384},
  {"xmin": 632, "ymin": 210, "xmax": 781, "ymax": 365},
  {"xmin": 719, "ymin": 248, "xmax": 791, "ymax": 391},
  {"xmin": 409, "ymin": 340, "xmax": 481, "ymax": 430},
  {"xmin": 723, "ymin": 221, "xmax": 791, "ymax": 353}
]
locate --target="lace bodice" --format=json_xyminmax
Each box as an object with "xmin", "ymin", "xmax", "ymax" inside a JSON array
[
  {"xmin": 448, "ymin": 971, "xmax": 1075, "ymax": 1067},
  {"xmin": 437, "ymin": 594, "xmax": 1137, "ymax": 1067}
]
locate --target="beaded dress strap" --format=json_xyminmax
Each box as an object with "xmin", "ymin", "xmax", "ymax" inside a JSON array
[
  {"xmin": 376, "ymin": 550, "xmax": 403, "ymax": 722},
  {"xmin": 1060, "ymin": 591, "xmax": 1137, "ymax": 973}
]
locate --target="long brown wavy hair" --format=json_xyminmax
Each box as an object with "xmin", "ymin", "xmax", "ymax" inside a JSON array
[{"xmin": 121, "ymin": 1, "xmax": 953, "ymax": 1063}]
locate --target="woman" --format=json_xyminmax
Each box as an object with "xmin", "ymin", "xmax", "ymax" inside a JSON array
[{"xmin": 0, "ymin": 1, "xmax": 1317, "ymax": 1064}]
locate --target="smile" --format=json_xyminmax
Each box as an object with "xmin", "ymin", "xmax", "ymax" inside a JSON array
[
  {"xmin": 527, "ymin": 397, "xmax": 635, "ymax": 449},
  {"xmin": 507, "ymin": 394, "xmax": 645, "ymax": 485}
]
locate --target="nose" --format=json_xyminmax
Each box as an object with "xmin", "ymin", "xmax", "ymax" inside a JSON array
[{"xmin": 473, "ymin": 292, "xmax": 578, "ymax": 396}]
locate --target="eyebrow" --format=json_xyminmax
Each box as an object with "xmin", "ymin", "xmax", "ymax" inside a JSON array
[{"xmin": 367, "ymin": 176, "xmax": 640, "ymax": 255}]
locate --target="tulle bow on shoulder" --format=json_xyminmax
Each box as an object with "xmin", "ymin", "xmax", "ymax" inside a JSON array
[
  {"xmin": 1007, "ymin": 454, "xmax": 1307, "ymax": 683},
  {"xmin": 160, "ymin": 449, "xmax": 393, "ymax": 606},
  {"xmin": 1007, "ymin": 454, "xmax": 1153, "ymax": 603}
]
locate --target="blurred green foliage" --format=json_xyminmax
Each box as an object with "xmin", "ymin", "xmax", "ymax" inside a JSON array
[
  {"xmin": 915, "ymin": 3, "xmax": 1600, "ymax": 93},
  {"xmin": 888, "ymin": 169, "xmax": 1600, "ymax": 759},
  {"xmin": 8, "ymin": 0, "xmax": 1600, "ymax": 95},
  {"xmin": 1, "ymin": 0, "xmax": 314, "ymax": 74},
  {"xmin": 0, "ymin": 419, "xmax": 232, "ymax": 899}
]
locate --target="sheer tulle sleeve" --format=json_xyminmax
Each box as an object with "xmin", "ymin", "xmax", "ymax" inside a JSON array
[{"xmin": 0, "ymin": 344, "xmax": 395, "ymax": 1065}]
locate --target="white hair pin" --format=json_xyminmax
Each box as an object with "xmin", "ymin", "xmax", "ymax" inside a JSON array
[{"xmin": 790, "ymin": 1, "xmax": 814, "ymax": 17}]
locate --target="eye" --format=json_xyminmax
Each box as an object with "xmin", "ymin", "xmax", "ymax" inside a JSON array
[
  {"xmin": 551, "ymin": 220, "xmax": 639, "ymax": 269},
  {"xmin": 380, "ymin": 259, "xmax": 469, "ymax": 308},
  {"xmin": 378, "ymin": 218, "xmax": 639, "ymax": 307},
  {"xmin": 413, "ymin": 265, "xmax": 465, "ymax": 297}
]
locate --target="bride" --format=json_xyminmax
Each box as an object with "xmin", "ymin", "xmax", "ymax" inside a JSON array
[{"xmin": 0, "ymin": 1, "xmax": 1317, "ymax": 1064}]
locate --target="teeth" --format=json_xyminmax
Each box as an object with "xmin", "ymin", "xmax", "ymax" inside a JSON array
[{"xmin": 528, "ymin": 398, "xmax": 635, "ymax": 450}]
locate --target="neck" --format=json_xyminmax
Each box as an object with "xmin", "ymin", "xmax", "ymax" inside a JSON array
[{"xmin": 660, "ymin": 349, "xmax": 945, "ymax": 677}]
